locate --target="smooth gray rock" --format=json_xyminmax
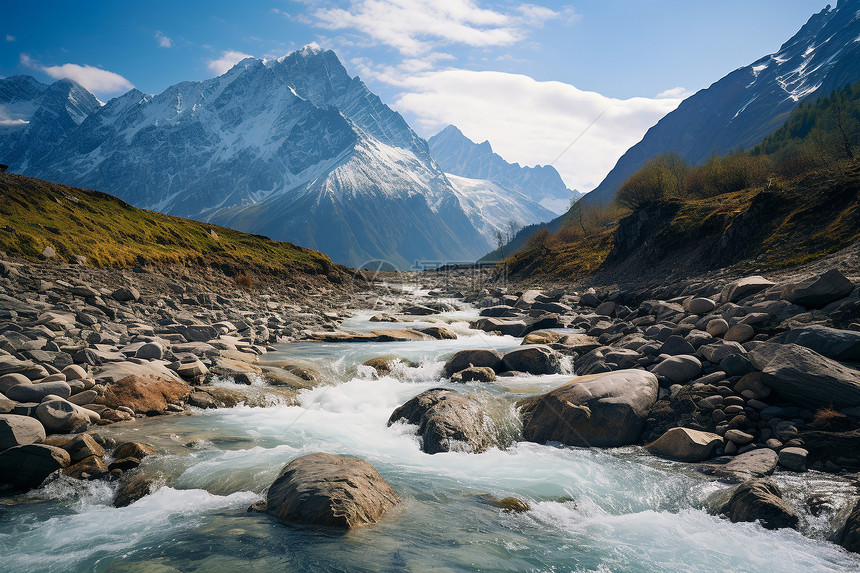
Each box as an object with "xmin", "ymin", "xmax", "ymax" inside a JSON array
[
  {"xmin": 5, "ymin": 381, "xmax": 72, "ymax": 402},
  {"xmin": 685, "ymin": 298, "xmax": 717, "ymax": 315},
  {"xmin": 721, "ymin": 479, "xmax": 798, "ymax": 530},
  {"xmin": 171, "ymin": 324, "xmax": 218, "ymax": 343},
  {"xmin": 781, "ymin": 325, "xmax": 860, "ymax": 361},
  {"xmin": 442, "ymin": 349, "xmax": 503, "ymax": 378},
  {"xmin": 659, "ymin": 335, "xmax": 696, "ymax": 356},
  {"xmin": 652, "ymin": 355, "xmax": 702, "ymax": 384},
  {"xmin": 0, "ymin": 414, "xmax": 46, "ymax": 450},
  {"xmin": 501, "ymin": 345, "xmax": 562, "ymax": 375},
  {"xmin": 699, "ymin": 341, "xmax": 746, "ymax": 364},
  {"xmin": 778, "ymin": 447, "xmax": 808, "ymax": 472},
  {"xmin": 749, "ymin": 343, "xmax": 860, "ymax": 409},
  {"xmin": 136, "ymin": 342, "xmax": 164, "ymax": 360},
  {"xmin": 520, "ymin": 370, "xmax": 658, "ymax": 447},
  {"xmin": 35, "ymin": 399, "xmax": 91, "ymax": 434},
  {"xmin": 721, "ymin": 276, "xmax": 775, "ymax": 304},
  {"xmin": 0, "ymin": 373, "xmax": 31, "ymax": 394},
  {"xmin": 780, "ymin": 269, "xmax": 855, "ymax": 309},
  {"xmin": 645, "ymin": 427, "xmax": 722, "ymax": 462},
  {"xmin": 111, "ymin": 286, "xmax": 140, "ymax": 302},
  {"xmin": 706, "ymin": 318, "xmax": 729, "ymax": 337},
  {"xmin": 470, "ymin": 317, "xmax": 527, "ymax": 337},
  {"xmin": 702, "ymin": 448, "xmax": 779, "ymax": 483}
]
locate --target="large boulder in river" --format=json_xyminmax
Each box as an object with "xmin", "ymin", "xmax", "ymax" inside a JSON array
[
  {"xmin": 780, "ymin": 325, "xmax": 860, "ymax": 362},
  {"xmin": 0, "ymin": 414, "xmax": 46, "ymax": 450},
  {"xmin": 841, "ymin": 499, "xmax": 860, "ymax": 554},
  {"xmin": 0, "ymin": 443, "xmax": 70, "ymax": 489},
  {"xmin": 748, "ymin": 343, "xmax": 860, "ymax": 409},
  {"xmin": 780, "ymin": 269, "xmax": 855, "ymax": 309},
  {"xmin": 470, "ymin": 317, "xmax": 527, "ymax": 337},
  {"xmin": 388, "ymin": 388, "xmax": 492, "ymax": 454},
  {"xmin": 720, "ymin": 479, "xmax": 798, "ymax": 530},
  {"xmin": 520, "ymin": 370, "xmax": 658, "ymax": 447},
  {"xmin": 264, "ymin": 453, "xmax": 399, "ymax": 529},
  {"xmin": 97, "ymin": 375, "xmax": 191, "ymax": 414},
  {"xmin": 501, "ymin": 345, "xmax": 561, "ymax": 375},
  {"xmin": 645, "ymin": 427, "xmax": 722, "ymax": 462},
  {"xmin": 442, "ymin": 349, "xmax": 503, "ymax": 378},
  {"xmin": 700, "ymin": 448, "xmax": 778, "ymax": 483}
]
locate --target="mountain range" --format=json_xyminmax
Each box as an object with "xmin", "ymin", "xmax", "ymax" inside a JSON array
[
  {"xmin": 583, "ymin": 0, "xmax": 860, "ymax": 204},
  {"xmin": 0, "ymin": 47, "xmax": 567, "ymax": 269}
]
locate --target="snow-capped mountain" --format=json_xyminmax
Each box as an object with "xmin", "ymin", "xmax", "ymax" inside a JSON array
[
  {"xmin": 584, "ymin": 0, "xmax": 860, "ymax": 204},
  {"xmin": 429, "ymin": 125, "xmax": 580, "ymax": 214},
  {"xmin": 0, "ymin": 46, "xmax": 491, "ymax": 269}
]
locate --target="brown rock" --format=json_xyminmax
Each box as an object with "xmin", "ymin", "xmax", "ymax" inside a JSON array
[
  {"xmin": 721, "ymin": 479, "xmax": 798, "ymax": 530},
  {"xmin": 64, "ymin": 455, "xmax": 109, "ymax": 480},
  {"xmin": 98, "ymin": 375, "xmax": 190, "ymax": 414},
  {"xmin": 114, "ymin": 441, "xmax": 157, "ymax": 460}
]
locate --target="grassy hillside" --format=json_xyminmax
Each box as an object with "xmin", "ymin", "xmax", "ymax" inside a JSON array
[
  {"xmin": 504, "ymin": 81, "xmax": 860, "ymax": 283},
  {"xmin": 0, "ymin": 174, "xmax": 344, "ymax": 279}
]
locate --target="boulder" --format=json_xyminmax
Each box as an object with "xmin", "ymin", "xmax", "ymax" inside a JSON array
[
  {"xmin": 470, "ymin": 317, "xmax": 527, "ymax": 337},
  {"xmin": 558, "ymin": 334, "xmax": 601, "ymax": 354},
  {"xmin": 841, "ymin": 499, "xmax": 860, "ymax": 554},
  {"xmin": 721, "ymin": 479, "xmax": 798, "ymax": 530},
  {"xmin": 114, "ymin": 441, "xmax": 157, "ymax": 460},
  {"xmin": 442, "ymin": 349, "xmax": 503, "ymax": 378},
  {"xmin": 61, "ymin": 364, "xmax": 88, "ymax": 381},
  {"xmin": 685, "ymin": 298, "xmax": 717, "ymax": 315},
  {"xmin": 401, "ymin": 304, "xmax": 436, "ymax": 316},
  {"xmin": 658, "ymin": 335, "xmax": 696, "ymax": 356},
  {"xmin": 171, "ymin": 324, "xmax": 218, "ymax": 343},
  {"xmin": 781, "ymin": 325, "xmax": 860, "ymax": 361},
  {"xmin": 114, "ymin": 471, "xmax": 164, "ymax": 507},
  {"xmin": 514, "ymin": 290, "xmax": 542, "ymax": 309},
  {"xmin": 522, "ymin": 331, "xmax": 564, "ymax": 345},
  {"xmin": 418, "ymin": 326, "xmax": 457, "ymax": 340},
  {"xmin": 111, "ymin": 286, "xmax": 140, "ymax": 302},
  {"xmin": 63, "ymin": 433, "xmax": 105, "ymax": 463},
  {"xmin": 479, "ymin": 306, "xmax": 519, "ymax": 318},
  {"xmin": 777, "ymin": 447, "xmax": 808, "ymax": 472},
  {"xmin": 706, "ymin": 318, "xmax": 729, "ymax": 337},
  {"xmin": 35, "ymin": 399, "xmax": 91, "ymax": 434},
  {"xmin": 725, "ymin": 324, "xmax": 755, "ymax": 343},
  {"xmin": 0, "ymin": 414, "xmax": 46, "ymax": 450},
  {"xmin": 0, "ymin": 397, "xmax": 14, "ymax": 414},
  {"xmin": 264, "ymin": 453, "xmax": 399, "ymax": 528},
  {"xmin": 0, "ymin": 357, "xmax": 47, "ymax": 380},
  {"xmin": 450, "ymin": 367, "xmax": 495, "ymax": 383},
  {"xmin": 501, "ymin": 345, "xmax": 561, "ymax": 375},
  {"xmin": 0, "ymin": 373, "xmax": 31, "ymax": 394},
  {"xmin": 748, "ymin": 343, "xmax": 860, "ymax": 409},
  {"xmin": 781, "ymin": 269, "xmax": 855, "ymax": 309},
  {"xmin": 388, "ymin": 389, "xmax": 492, "ymax": 454},
  {"xmin": 720, "ymin": 276, "xmax": 775, "ymax": 304},
  {"xmin": 0, "ymin": 444, "xmax": 70, "ymax": 489},
  {"xmin": 98, "ymin": 375, "xmax": 191, "ymax": 414},
  {"xmin": 652, "ymin": 355, "xmax": 702, "ymax": 384},
  {"xmin": 136, "ymin": 342, "xmax": 164, "ymax": 360},
  {"xmin": 701, "ymin": 449, "xmax": 778, "ymax": 483},
  {"xmin": 520, "ymin": 370, "xmax": 658, "ymax": 447},
  {"xmin": 699, "ymin": 341, "xmax": 746, "ymax": 364},
  {"xmin": 5, "ymin": 381, "xmax": 71, "ymax": 402},
  {"xmin": 64, "ymin": 455, "xmax": 109, "ymax": 480},
  {"xmin": 644, "ymin": 427, "xmax": 722, "ymax": 462}
]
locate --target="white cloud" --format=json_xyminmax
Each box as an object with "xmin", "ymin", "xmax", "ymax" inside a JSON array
[
  {"xmin": 206, "ymin": 50, "xmax": 254, "ymax": 75},
  {"xmin": 5, "ymin": 35, "xmax": 14, "ymax": 42},
  {"xmin": 310, "ymin": 0, "xmax": 572, "ymax": 56},
  {"xmin": 20, "ymin": 53, "xmax": 134, "ymax": 96},
  {"xmin": 392, "ymin": 69, "xmax": 682, "ymax": 192},
  {"xmin": 155, "ymin": 31, "xmax": 173, "ymax": 48},
  {"xmin": 657, "ymin": 86, "xmax": 694, "ymax": 99}
]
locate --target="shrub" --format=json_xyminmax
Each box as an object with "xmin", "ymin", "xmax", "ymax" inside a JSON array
[
  {"xmin": 235, "ymin": 273, "xmax": 253, "ymax": 290},
  {"xmin": 614, "ymin": 152, "xmax": 690, "ymax": 209},
  {"xmin": 812, "ymin": 407, "xmax": 851, "ymax": 431}
]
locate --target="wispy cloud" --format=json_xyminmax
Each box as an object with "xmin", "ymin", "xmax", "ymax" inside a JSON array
[
  {"xmin": 390, "ymin": 69, "xmax": 682, "ymax": 192},
  {"xmin": 155, "ymin": 31, "xmax": 173, "ymax": 48},
  {"xmin": 656, "ymin": 86, "xmax": 694, "ymax": 99},
  {"xmin": 309, "ymin": 0, "xmax": 573, "ymax": 56},
  {"xmin": 206, "ymin": 50, "xmax": 253, "ymax": 75},
  {"xmin": 5, "ymin": 35, "xmax": 14, "ymax": 42},
  {"xmin": 20, "ymin": 53, "xmax": 134, "ymax": 96}
]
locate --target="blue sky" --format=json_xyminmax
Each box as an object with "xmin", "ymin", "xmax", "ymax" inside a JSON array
[{"xmin": 2, "ymin": 0, "xmax": 829, "ymax": 191}]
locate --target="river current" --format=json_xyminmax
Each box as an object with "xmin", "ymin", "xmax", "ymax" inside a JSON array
[{"xmin": 1, "ymin": 305, "xmax": 858, "ymax": 572}]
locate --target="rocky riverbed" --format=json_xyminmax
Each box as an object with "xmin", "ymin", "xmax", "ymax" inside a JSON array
[{"xmin": 1, "ymin": 255, "xmax": 860, "ymax": 568}]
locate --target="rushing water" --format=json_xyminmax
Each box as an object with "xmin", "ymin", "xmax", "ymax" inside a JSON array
[{"xmin": 1, "ymin": 308, "xmax": 859, "ymax": 572}]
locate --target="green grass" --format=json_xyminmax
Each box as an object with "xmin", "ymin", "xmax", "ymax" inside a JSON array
[{"xmin": 0, "ymin": 174, "xmax": 341, "ymax": 277}]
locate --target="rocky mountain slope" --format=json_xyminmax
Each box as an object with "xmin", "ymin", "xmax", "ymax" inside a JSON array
[
  {"xmin": 429, "ymin": 125, "xmax": 579, "ymax": 214},
  {"xmin": 0, "ymin": 47, "xmax": 494, "ymax": 269},
  {"xmin": 583, "ymin": 0, "xmax": 860, "ymax": 205}
]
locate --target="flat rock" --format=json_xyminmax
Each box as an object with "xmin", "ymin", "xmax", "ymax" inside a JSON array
[
  {"xmin": 388, "ymin": 388, "xmax": 492, "ymax": 454},
  {"xmin": 0, "ymin": 414, "xmax": 46, "ymax": 450},
  {"xmin": 748, "ymin": 343, "xmax": 860, "ymax": 409},
  {"xmin": 0, "ymin": 373, "xmax": 31, "ymax": 393},
  {"xmin": 781, "ymin": 325, "xmax": 860, "ymax": 362},
  {"xmin": 645, "ymin": 427, "xmax": 722, "ymax": 462},
  {"xmin": 720, "ymin": 276, "xmax": 775, "ymax": 304},
  {"xmin": 520, "ymin": 369, "xmax": 658, "ymax": 447},
  {"xmin": 264, "ymin": 453, "xmax": 399, "ymax": 528},
  {"xmin": 701, "ymin": 449, "xmax": 778, "ymax": 483},
  {"xmin": 780, "ymin": 269, "xmax": 855, "ymax": 309}
]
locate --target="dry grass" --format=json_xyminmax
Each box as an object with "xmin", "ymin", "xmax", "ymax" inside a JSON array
[{"xmin": 812, "ymin": 407, "xmax": 851, "ymax": 432}]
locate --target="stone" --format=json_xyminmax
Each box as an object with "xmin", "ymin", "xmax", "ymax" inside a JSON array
[
  {"xmin": 652, "ymin": 355, "xmax": 702, "ymax": 384},
  {"xmin": 470, "ymin": 317, "xmax": 527, "ymax": 337},
  {"xmin": 0, "ymin": 414, "xmax": 46, "ymax": 450},
  {"xmin": 0, "ymin": 397, "xmax": 14, "ymax": 414},
  {"xmin": 514, "ymin": 290, "xmax": 543, "ymax": 309},
  {"xmin": 594, "ymin": 301, "xmax": 616, "ymax": 316},
  {"xmin": 706, "ymin": 318, "xmax": 729, "ymax": 337},
  {"xmin": 388, "ymin": 389, "xmax": 492, "ymax": 454},
  {"xmin": 418, "ymin": 326, "xmax": 457, "ymax": 340},
  {"xmin": 63, "ymin": 433, "xmax": 105, "ymax": 463},
  {"xmin": 188, "ymin": 391, "xmax": 218, "ymax": 409},
  {"xmin": 0, "ymin": 357, "xmax": 48, "ymax": 380},
  {"xmin": 264, "ymin": 453, "xmax": 399, "ymax": 528},
  {"xmin": 699, "ymin": 341, "xmax": 746, "ymax": 364},
  {"xmin": 479, "ymin": 306, "xmax": 519, "ymax": 318},
  {"xmin": 36, "ymin": 399, "xmax": 91, "ymax": 434},
  {"xmin": 658, "ymin": 335, "xmax": 696, "ymax": 356},
  {"xmin": 725, "ymin": 324, "xmax": 755, "ymax": 343},
  {"xmin": 109, "ymin": 457, "xmax": 142, "ymax": 472},
  {"xmin": 720, "ymin": 276, "xmax": 775, "ymax": 304},
  {"xmin": 402, "ymin": 304, "xmax": 436, "ymax": 316},
  {"xmin": 442, "ymin": 349, "xmax": 503, "ymax": 378},
  {"xmin": 111, "ymin": 286, "xmax": 140, "ymax": 302},
  {"xmin": 501, "ymin": 345, "xmax": 562, "ymax": 375},
  {"xmin": 64, "ymin": 455, "xmax": 109, "ymax": 480},
  {"xmin": 781, "ymin": 325, "xmax": 860, "ymax": 362},
  {"xmin": 748, "ymin": 343, "xmax": 860, "ymax": 409},
  {"xmin": 645, "ymin": 427, "xmax": 723, "ymax": 462},
  {"xmin": 61, "ymin": 364, "xmax": 88, "ymax": 381},
  {"xmin": 778, "ymin": 447, "xmax": 808, "ymax": 472},
  {"xmin": 136, "ymin": 342, "xmax": 164, "ymax": 360},
  {"xmin": 734, "ymin": 372, "xmax": 772, "ymax": 400},
  {"xmin": 98, "ymin": 375, "xmax": 190, "ymax": 414},
  {"xmin": 781, "ymin": 269, "xmax": 855, "ymax": 309},
  {"xmin": 0, "ymin": 444, "xmax": 70, "ymax": 489},
  {"xmin": 491, "ymin": 496, "xmax": 530, "ymax": 513},
  {"xmin": 41, "ymin": 246, "xmax": 56, "ymax": 259},
  {"xmin": 451, "ymin": 366, "xmax": 495, "ymax": 383},
  {"xmin": 841, "ymin": 499, "xmax": 860, "ymax": 554},
  {"xmin": 114, "ymin": 471, "xmax": 164, "ymax": 507},
  {"xmin": 702, "ymin": 449, "xmax": 778, "ymax": 483},
  {"xmin": 721, "ymin": 479, "xmax": 799, "ymax": 530},
  {"xmin": 114, "ymin": 442, "xmax": 157, "ymax": 460},
  {"xmin": 522, "ymin": 330, "xmax": 563, "ymax": 345},
  {"xmin": 5, "ymin": 381, "xmax": 71, "ymax": 402},
  {"xmin": 520, "ymin": 370, "xmax": 658, "ymax": 447},
  {"xmin": 720, "ymin": 353, "xmax": 754, "ymax": 377},
  {"xmin": 171, "ymin": 324, "xmax": 218, "ymax": 343},
  {"xmin": 68, "ymin": 389, "xmax": 99, "ymax": 406},
  {"xmin": 685, "ymin": 298, "xmax": 717, "ymax": 315},
  {"xmin": 0, "ymin": 373, "xmax": 31, "ymax": 394},
  {"xmin": 557, "ymin": 334, "xmax": 601, "ymax": 354},
  {"xmin": 725, "ymin": 429, "xmax": 754, "ymax": 445}
]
